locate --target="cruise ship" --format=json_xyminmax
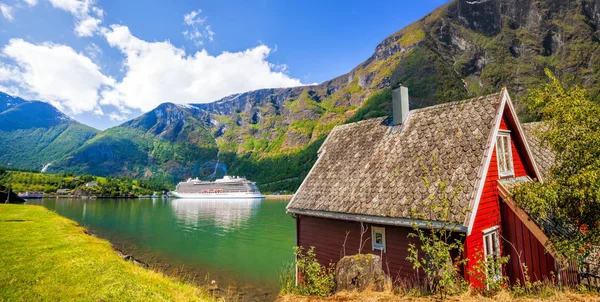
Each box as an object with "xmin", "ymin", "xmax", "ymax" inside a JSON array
[{"xmin": 170, "ymin": 176, "xmax": 264, "ymax": 199}]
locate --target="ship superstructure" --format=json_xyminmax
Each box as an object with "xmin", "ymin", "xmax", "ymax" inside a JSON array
[{"xmin": 171, "ymin": 176, "xmax": 263, "ymax": 199}]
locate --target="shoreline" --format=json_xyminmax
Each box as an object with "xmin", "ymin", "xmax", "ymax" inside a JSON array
[
  {"xmin": 25, "ymin": 199, "xmax": 283, "ymax": 301},
  {"xmin": 0, "ymin": 204, "xmax": 214, "ymax": 301},
  {"xmin": 264, "ymin": 195, "xmax": 294, "ymax": 199},
  {"xmin": 30, "ymin": 195, "xmax": 293, "ymax": 200}
]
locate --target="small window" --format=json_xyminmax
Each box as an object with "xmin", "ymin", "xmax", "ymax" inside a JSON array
[
  {"xmin": 371, "ymin": 226, "xmax": 386, "ymax": 252},
  {"xmin": 483, "ymin": 226, "xmax": 502, "ymax": 281},
  {"xmin": 496, "ymin": 132, "xmax": 514, "ymax": 177}
]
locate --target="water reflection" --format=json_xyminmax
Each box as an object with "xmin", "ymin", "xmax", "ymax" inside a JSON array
[
  {"xmin": 170, "ymin": 198, "xmax": 261, "ymax": 230},
  {"xmin": 28, "ymin": 197, "xmax": 294, "ymax": 299}
]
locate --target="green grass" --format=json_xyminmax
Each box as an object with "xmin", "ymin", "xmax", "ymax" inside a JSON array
[{"xmin": 0, "ymin": 204, "xmax": 212, "ymax": 301}]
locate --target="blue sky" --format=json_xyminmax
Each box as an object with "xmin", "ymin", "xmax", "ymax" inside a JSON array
[{"xmin": 0, "ymin": 0, "xmax": 449, "ymax": 129}]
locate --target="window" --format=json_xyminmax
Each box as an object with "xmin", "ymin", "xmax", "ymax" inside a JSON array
[
  {"xmin": 371, "ymin": 226, "xmax": 386, "ymax": 252},
  {"xmin": 483, "ymin": 226, "xmax": 502, "ymax": 281},
  {"xmin": 496, "ymin": 132, "xmax": 514, "ymax": 177}
]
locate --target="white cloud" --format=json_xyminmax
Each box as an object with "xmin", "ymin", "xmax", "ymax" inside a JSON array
[
  {"xmin": 1, "ymin": 39, "xmax": 114, "ymax": 114},
  {"xmin": 0, "ymin": 3, "xmax": 14, "ymax": 21},
  {"xmin": 108, "ymin": 112, "xmax": 128, "ymax": 121},
  {"xmin": 183, "ymin": 9, "xmax": 214, "ymax": 46},
  {"xmin": 84, "ymin": 42, "xmax": 102, "ymax": 61},
  {"xmin": 101, "ymin": 25, "xmax": 303, "ymax": 112},
  {"xmin": 0, "ymin": 62, "xmax": 20, "ymax": 82},
  {"xmin": 49, "ymin": 0, "xmax": 103, "ymax": 37},
  {"xmin": 22, "ymin": 0, "xmax": 37, "ymax": 6},
  {"xmin": 49, "ymin": 0, "xmax": 89, "ymax": 14},
  {"xmin": 184, "ymin": 9, "xmax": 204, "ymax": 26},
  {"xmin": 75, "ymin": 16, "xmax": 101, "ymax": 36}
]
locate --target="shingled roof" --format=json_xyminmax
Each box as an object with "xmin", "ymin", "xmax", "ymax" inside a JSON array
[
  {"xmin": 521, "ymin": 122, "xmax": 556, "ymax": 180},
  {"xmin": 288, "ymin": 90, "xmax": 509, "ymax": 229}
]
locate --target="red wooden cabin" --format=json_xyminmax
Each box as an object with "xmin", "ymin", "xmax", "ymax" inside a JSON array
[{"xmin": 287, "ymin": 87, "xmax": 577, "ymax": 287}]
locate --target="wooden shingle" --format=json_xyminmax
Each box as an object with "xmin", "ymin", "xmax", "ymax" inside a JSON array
[
  {"xmin": 521, "ymin": 122, "xmax": 556, "ymax": 180},
  {"xmin": 288, "ymin": 92, "xmax": 504, "ymax": 225}
]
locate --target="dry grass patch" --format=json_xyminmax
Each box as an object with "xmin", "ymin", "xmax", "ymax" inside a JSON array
[{"xmin": 277, "ymin": 289, "xmax": 600, "ymax": 302}]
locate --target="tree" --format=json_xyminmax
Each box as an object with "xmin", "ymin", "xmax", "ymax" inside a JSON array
[{"xmin": 513, "ymin": 69, "xmax": 600, "ymax": 265}]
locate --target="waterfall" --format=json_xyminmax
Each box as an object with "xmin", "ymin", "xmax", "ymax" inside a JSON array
[
  {"xmin": 211, "ymin": 151, "xmax": 220, "ymax": 179},
  {"xmin": 41, "ymin": 161, "xmax": 54, "ymax": 173}
]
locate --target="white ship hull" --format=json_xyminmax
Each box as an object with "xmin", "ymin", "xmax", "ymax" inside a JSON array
[{"xmin": 170, "ymin": 191, "xmax": 264, "ymax": 199}]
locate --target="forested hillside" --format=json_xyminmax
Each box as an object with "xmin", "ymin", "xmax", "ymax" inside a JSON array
[
  {"xmin": 0, "ymin": 92, "xmax": 99, "ymax": 171},
  {"xmin": 49, "ymin": 103, "xmax": 217, "ymax": 182},
  {"xmin": 4, "ymin": 0, "xmax": 600, "ymax": 192},
  {"xmin": 201, "ymin": 0, "xmax": 600, "ymax": 191}
]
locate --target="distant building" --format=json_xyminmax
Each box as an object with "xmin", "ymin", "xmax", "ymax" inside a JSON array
[
  {"xmin": 56, "ymin": 189, "xmax": 71, "ymax": 195},
  {"xmin": 85, "ymin": 182, "xmax": 97, "ymax": 187},
  {"xmin": 287, "ymin": 87, "xmax": 577, "ymax": 288}
]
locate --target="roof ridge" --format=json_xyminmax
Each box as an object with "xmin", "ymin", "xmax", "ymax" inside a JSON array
[
  {"xmin": 288, "ymin": 88, "xmax": 502, "ymax": 224},
  {"xmin": 334, "ymin": 91, "xmax": 503, "ymax": 131},
  {"xmin": 335, "ymin": 116, "xmax": 388, "ymax": 130},
  {"xmin": 412, "ymin": 91, "xmax": 503, "ymax": 113}
]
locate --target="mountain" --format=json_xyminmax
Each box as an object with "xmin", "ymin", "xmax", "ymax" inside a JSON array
[
  {"xmin": 7, "ymin": 0, "xmax": 600, "ymax": 191},
  {"xmin": 49, "ymin": 103, "xmax": 218, "ymax": 180},
  {"xmin": 192, "ymin": 0, "xmax": 600, "ymax": 190},
  {"xmin": 0, "ymin": 92, "xmax": 99, "ymax": 171}
]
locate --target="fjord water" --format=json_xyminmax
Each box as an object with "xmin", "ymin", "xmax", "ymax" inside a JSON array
[{"xmin": 28, "ymin": 198, "xmax": 295, "ymax": 298}]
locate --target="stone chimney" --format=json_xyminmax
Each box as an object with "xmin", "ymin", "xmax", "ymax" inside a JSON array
[{"xmin": 392, "ymin": 86, "xmax": 409, "ymax": 126}]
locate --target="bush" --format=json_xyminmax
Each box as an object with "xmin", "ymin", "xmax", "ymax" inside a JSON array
[
  {"xmin": 280, "ymin": 246, "xmax": 335, "ymax": 297},
  {"xmin": 468, "ymin": 251, "xmax": 509, "ymax": 296}
]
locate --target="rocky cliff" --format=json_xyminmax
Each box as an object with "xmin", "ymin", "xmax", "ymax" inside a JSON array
[
  {"xmin": 13, "ymin": 0, "xmax": 600, "ymax": 190},
  {"xmin": 188, "ymin": 0, "xmax": 600, "ymax": 190}
]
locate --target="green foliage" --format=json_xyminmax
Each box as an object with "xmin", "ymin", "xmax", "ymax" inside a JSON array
[
  {"xmin": 222, "ymin": 136, "xmax": 325, "ymax": 193},
  {"xmin": 398, "ymin": 23, "xmax": 426, "ymax": 47},
  {"xmin": 406, "ymin": 158, "xmax": 468, "ymax": 296},
  {"xmin": 284, "ymin": 92, "xmax": 325, "ymax": 115},
  {"xmin": 346, "ymin": 89, "xmax": 393, "ymax": 123},
  {"xmin": 289, "ymin": 119, "xmax": 318, "ymax": 135},
  {"xmin": 278, "ymin": 260, "xmax": 296, "ymax": 296},
  {"xmin": 512, "ymin": 70, "xmax": 600, "ymax": 265},
  {"xmin": 0, "ymin": 170, "xmax": 172, "ymax": 196},
  {"xmin": 285, "ymin": 246, "xmax": 335, "ymax": 297},
  {"xmin": 0, "ymin": 123, "xmax": 98, "ymax": 171},
  {"xmin": 468, "ymin": 251, "xmax": 510, "ymax": 296},
  {"xmin": 509, "ymin": 263, "xmax": 555, "ymax": 298},
  {"xmin": 52, "ymin": 124, "xmax": 217, "ymax": 181}
]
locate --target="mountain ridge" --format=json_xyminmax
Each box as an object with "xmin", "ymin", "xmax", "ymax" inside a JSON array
[
  {"xmin": 4, "ymin": 0, "xmax": 600, "ymax": 191},
  {"xmin": 0, "ymin": 92, "xmax": 99, "ymax": 171}
]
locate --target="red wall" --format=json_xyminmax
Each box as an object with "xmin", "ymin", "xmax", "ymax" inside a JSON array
[
  {"xmin": 297, "ymin": 215, "xmax": 426, "ymax": 282},
  {"xmin": 464, "ymin": 111, "xmax": 532, "ymax": 285},
  {"xmin": 500, "ymin": 200, "xmax": 557, "ymax": 285}
]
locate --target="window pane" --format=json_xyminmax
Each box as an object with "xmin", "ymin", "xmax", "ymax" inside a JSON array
[
  {"xmin": 502, "ymin": 136, "xmax": 509, "ymax": 172},
  {"xmin": 492, "ymin": 233, "xmax": 498, "ymax": 256},
  {"xmin": 497, "ymin": 137, "xmax": 506, "ymax": 172},
  {"xmin": 375, "ymin": 232, "xmax": 383, "ymax": 244},
  {"xmin": 497, "ymin": 134, "xmax": 514, "ymax": 175},
  {"xmin": 505, "ymin": 140, "xmax": 513, "ymax": 173}
]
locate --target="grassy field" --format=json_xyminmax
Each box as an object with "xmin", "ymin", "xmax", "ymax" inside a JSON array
[{"xmin": 0, "ymin": 204, "xmax": 212, "ymax": 301}]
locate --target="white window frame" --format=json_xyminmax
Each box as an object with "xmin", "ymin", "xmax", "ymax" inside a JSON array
[
  {"xmin": 482, "ymin": 226, "xmax": 502, "ymax": 282},
  {"xmin": 371, "ymin": 226, "xmax": 386, "ymax": 253},
  {"xmin": 496, "ymin": 131, "xmax": 514, "ymax": 177}
]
